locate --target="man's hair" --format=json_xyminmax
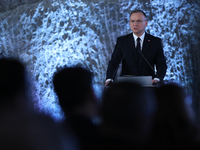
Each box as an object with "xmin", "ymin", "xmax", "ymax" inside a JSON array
[
  {"xmin": 130, "ymin": 9, "xmax": 147, "ymax": 19},
  {"xmin": 53, "ymin": 66, "xmax": 93, "ymax": 113}
]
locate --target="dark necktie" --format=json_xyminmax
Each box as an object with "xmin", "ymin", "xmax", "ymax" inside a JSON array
[{"xmin": 136, "ymin": 37, "xmax": 141, "ymax": 61}]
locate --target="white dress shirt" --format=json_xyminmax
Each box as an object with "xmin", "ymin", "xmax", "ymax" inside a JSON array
[{"xmin": 133, "ymin": 32, "xmax": 145, "ymax": 50}]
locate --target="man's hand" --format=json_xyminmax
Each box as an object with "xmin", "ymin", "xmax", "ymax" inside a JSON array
[
  {"xmin": 152, "ymin": 79, "xmax": 159, "ymax": 85},
  {"xmin": 105, "ymin": 79, "xmax": 114, "ymax": 86},
  {"xmin": 105, "ymin": 80, "xmax": 111, "ymax": 86}
]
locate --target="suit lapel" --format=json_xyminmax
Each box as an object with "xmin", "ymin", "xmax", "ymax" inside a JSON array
[{"xmin": 139, "ymin": 33, "xmax": 151, "ymax": 64}]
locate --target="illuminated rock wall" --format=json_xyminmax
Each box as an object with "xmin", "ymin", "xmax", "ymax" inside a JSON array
[{"xmin": 0, "ymin": 0, "xmax": 200, "ymax": 121}]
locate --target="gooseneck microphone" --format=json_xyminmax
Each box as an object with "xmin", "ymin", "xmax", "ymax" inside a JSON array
[
  {"xmin": 137, "ymin": 49, "xmax": 160, "ymax": 79},
  {"xmin": 110, "ymin": 52, "xmax": 127, "ymax": 80}
]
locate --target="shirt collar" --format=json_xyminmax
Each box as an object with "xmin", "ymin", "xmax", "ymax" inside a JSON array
[{"xmin": 133, "ymin": 32, "xmax": 145, "ymax": 42}]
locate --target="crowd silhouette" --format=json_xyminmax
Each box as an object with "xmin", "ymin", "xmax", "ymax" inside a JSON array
[
  {"xmin": 151, "ymin": 83, "xmax": 200, "ymax": 149},
  {"xmin": 0, "ymin": 57, "xmax": 200, "ymax": 150},
  {"xmin": 0, "ymin": 58, "xmax": 78, "ymax": 150}
]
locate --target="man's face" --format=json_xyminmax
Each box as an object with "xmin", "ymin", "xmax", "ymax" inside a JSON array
[{"xmin": 129, "ymin": 12, "xmax": 148, "ymax": 37}]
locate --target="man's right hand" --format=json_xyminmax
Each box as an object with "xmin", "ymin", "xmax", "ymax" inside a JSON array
[
  {"xmin": 105, "ymin": 80, "xmax": 111, "ymax": 86},
  {"xmin": 105, "ymin": 79, "xmax": 114, "ymax": 86}
]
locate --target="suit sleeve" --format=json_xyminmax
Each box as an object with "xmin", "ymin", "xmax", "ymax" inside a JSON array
[
  {"xmin": 155, "ymin": 39, "xmax": 167, "ymax": 81},
  {"xmin": 106, "ymin": 38, "xmax": 123, "ymax": 80}
]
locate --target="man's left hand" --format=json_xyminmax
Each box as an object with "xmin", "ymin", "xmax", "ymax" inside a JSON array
[{"xmin": 152, "ymin": 79, "xmax": 159, "ymax": 85}]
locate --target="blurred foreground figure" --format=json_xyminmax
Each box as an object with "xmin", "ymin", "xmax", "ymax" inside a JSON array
[
  {"xmin": 0, "ymin": 57, "xmax": 30, "ymax": 112},
  {"xmin": 98, "ymin": 81, "xmax": 157, "ymax": 149},
  {"xmin": 0, "ymin": 58, "xmax": 78, "ymax": 150},
  {"xmin": 53, "ymin": 66, "xmax": 100, "ymax": 150},
  {"xmin": 152, "ymin": 82, "xmax": 200, "ymax": 149}
]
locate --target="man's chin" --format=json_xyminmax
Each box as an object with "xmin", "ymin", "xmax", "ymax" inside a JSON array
[
  {"xmin": 133, "ymin": 32, "xmax": 140, "ymax": 36},
  {"xmin": 132, "ymin": 30, "xmax": 139, "ymax": 33}
]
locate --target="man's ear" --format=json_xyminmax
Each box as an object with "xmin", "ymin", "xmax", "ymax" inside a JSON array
[{"xmin": 145, "ymin": 20, "xmax": 148, "ymax": 27}]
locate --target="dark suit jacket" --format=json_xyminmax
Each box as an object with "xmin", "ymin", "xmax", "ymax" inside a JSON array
[{"xmin": 106, "ymin": 32, "xmax": 167, "ymax": 81}]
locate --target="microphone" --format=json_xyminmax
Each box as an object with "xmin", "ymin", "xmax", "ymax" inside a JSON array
[
  {"xmin": 137, "ymin": 49, "xmax": 160, "ymax": 79},
  {"xmin": 107, "ymin": 52, "xmax": 126, "ymax": 86},
  {"xmin": 111, "ymin": 52, "xmax": 126, "ymax": 80}
]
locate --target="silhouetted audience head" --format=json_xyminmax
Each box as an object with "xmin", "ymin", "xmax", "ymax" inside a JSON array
[
  {"xmin": 0, "ymin": 57, "xmax": 31, "ymax": 111},
  {"xmin": 0, "ymin": 58, "xmax": 26, "ymax": 99},
  {"xmin": 100, "ymin": 81, "xmax": 157, "ymax": 147},
  {"xmin": 153, "ymin": 82, "xmax": 200, "ymax": 148},
  {"xmin": 53, "ymin": 66, "xmax": 100, "ymax": 150},
  {"xmin": 53, "ymin": 66, "xmax": 98, "ymax": 117}
]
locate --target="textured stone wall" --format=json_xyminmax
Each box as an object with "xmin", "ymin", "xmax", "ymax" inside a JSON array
[
  {"xmin": 0, "ymin": 0, "xmax": 42, "ymax": 12},
  {"xmin": 0, "ymin": 0, "xmax": 200, "ymax": 121}
]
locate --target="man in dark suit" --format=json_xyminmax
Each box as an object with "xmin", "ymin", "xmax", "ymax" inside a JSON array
[{"xmin": 105, "ymin": 10, "xmax": 167, "ymax": 86}]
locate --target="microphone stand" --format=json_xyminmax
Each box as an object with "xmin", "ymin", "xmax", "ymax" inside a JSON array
[
  {"xmin": 137, "ymin": 50, "xmax": 163, "ymax": 86},
  {"xmin": 107, "ymin": 52, "xmax": 126, "ymax": 86}
]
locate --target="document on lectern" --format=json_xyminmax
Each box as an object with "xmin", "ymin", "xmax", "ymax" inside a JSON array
[{"xmin": 116, "ymin": 76, "xmax": 153, "ymax": 87}]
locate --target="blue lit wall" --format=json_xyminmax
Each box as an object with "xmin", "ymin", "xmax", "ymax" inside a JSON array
[{"xmin": 0, "ymin": 0, "xmax": 199, "ymax": 121}]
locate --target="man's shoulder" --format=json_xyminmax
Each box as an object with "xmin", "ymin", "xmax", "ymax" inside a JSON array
[
  {"xmin": 117, "ymin": 33, "xmax": 132, "ymax": 40},
  {"xmin": 146, "ymin": 32, "xmax": 161, "ymax": 40}
]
